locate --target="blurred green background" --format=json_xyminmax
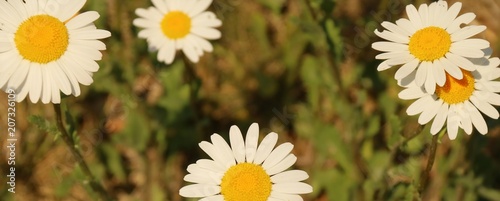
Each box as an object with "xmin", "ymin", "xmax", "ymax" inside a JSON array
[{"xmin": 1, "ymin": 0, "xmax": 500, "ymax": 200}]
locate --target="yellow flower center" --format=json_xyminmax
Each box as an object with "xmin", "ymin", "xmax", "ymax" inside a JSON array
[
  {"xmin": 435, "ymin": 70, "xmax": 475, "ymax": 104},
  {"xmin": 220, "ymin": 163, "xmax": 272, "ymax": 201},
  {"xmin": 14, "ymin": 15, "xmax": 69, "ymax": 64},
  {"xmin": 161, "ymin": 11, "xmax": 191, "ymax": 39},
  {"xmin": 409, "ymin": 26, "xmax": 451, "ymax": 61}
]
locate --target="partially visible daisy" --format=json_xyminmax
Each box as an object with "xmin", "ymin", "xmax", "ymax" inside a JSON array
[
  {"xmin": 133, "ymin": 0, "xmax": 222, "ymax": 64},
  {"xmin": 179, "ymin": 123, "xmax": 313, "ymax": 201},
  {"xmin": 372, "ymin": 0, "xmax": 490, "ymax": 94},
  {"xmin": 398, "ymin": 49, "xmax": 500, "ymax": 140},
  {"xmin": 0, "ymin": 0, "xmax": 111, "ymax": 104}
]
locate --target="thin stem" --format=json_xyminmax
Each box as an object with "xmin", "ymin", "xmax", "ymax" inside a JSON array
[
  {"xmin": 53, "ymin": 104, "xmax": 112, "ymax": 201},
  {"xmin": 418, "ymin": 133, "xmax": 439, "ymax": 195}
]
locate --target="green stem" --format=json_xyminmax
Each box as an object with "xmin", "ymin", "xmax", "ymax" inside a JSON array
[
  {"xmin": 53, "ymin": 104, "xmax": 112, "ymax": 201},
  {"xmin": 418, "ymin": 133, "xmax": 440, "ymax": 195}
]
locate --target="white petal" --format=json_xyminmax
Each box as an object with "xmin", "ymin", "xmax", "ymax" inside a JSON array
[
  {"xmin": 407, "ymin": 95, "xmax": 433, "ymax": 116},
  {"xmin": 0, "ymin": 42, "xmax": 12, "ymax": 53},
  {"xmin": 61, "ymin": 56, "xmax": 93, "ymax": 86},
  {"xmin": 430, "ymin": 103, "xmax": 448, "ymax": 134},
  {"xmin": 406, "ymin": 4, "xmax": 422, "ymax": 29},
  {"xmin": 381, "ymin": 21, "xmax": 411, "ymax": 37},
  {"xmin": 376, "ymin": 60, "xmax": 392, "ymax": 71},
  {"xmin": 446, "ymin": 13, "xmax": 476, "ymax": 34},
  {"xmin": 395, "ymin": 58, "xmax": 419, "ymax": 80},
  {"xmin": 135, "ymin": 8, "xmax": 162, "ymax": 22},
  {"xmin": 451, "ymin": 25, "xmax": 487, "ymax": 41},
  {"xmin": 188, "ymin": 0, "xmax": 213, "ymax": 17},
  {"xmin": 452, "ymin": 39, "xmax": 490, "ymax": 50},
  {"xmin": 450, "ymin": 47, "xmax": 484, "ymax": 59},
  {"xmin": 395, "ymin": 19, "xmax": 417, "ymax": 35},
  {"xmin": 229, "ymin": 125, "xmax": 246, "ymax": 163},
  {"xmin": 9, "ymin": 60, "xmax": 30, "ymax": 89},
  {"xmin": 71, "ymin": 29, "xmax": 112, "ymax": 40},
  {"xmin": 482, "ymin": 92, "xmax": 500, "ymax": 106},
  {"xmin": 266, "ymin": 154, "xmax": 297, "ymax": 176},
  {"xmin": 271, "ymin": 170, "xmax": 309, "ymax": 183},
  {"xmin": 210, "ymin": 134, "xmax": 236, "ymax": 168},
  {"xmin": 415, "ymin": 61, "xmax": 428, "ymax": 87},
  {"xmin": 41, "ymin": 66, "xmax": 54, "ymax": 104},
  {"xmin": 184, "ymin": 174, "xmax": 218, "ymax": 185},
  {"xmin": 424, "ymin": 63, "xmax": 436, "ymax": 94},
  {"xmin": 191, "ymin": 27, "xmax": 221, "ymax": 40},
  {"xmin": 418, "ymin": 98, "xmax": 442, "ymax": 124},
  {"xmin": 50, "ymin": 65, "xmax": 71, "ymax": 95},
  {"xmin": 27, "ymin": 63, "xmax": 43, "ymax": 103},
  {"xmin": 446, "ymin": 53, "xmax": 475, "ymax": 71},
  {"xmin": 186, "ymin": 164, "xmax": 222, "ymax": 183},
  {"xmin": 418, "ymin": 4, "xmax": 429, "ymax": 27},
  {"xmin": 192, "ymin": 12, "xmax": 222, "ymax": 28},
  {"xmin": 465, "ymin": 101, "xmax": 488, "ymax": 134},
  {"xmin": 437, "ymin": 2, "xmax": 461, "ymax": 29},
  {"xmin": 375, "ymin": 51, "xmax": 410, "ymax": 60},
  {"xmin": 70, "ymin": 39, "xmax": 107, "ymax": 51},
  {"xmin": 374, "ymin": 30, "xmax": 408, "ymax": 44},
  {"xmin": 182, "ymin": 39, "xmax": 200, "ymax": 63},
  {"xmin": 272, "ymin": 182, "xmax": 313, "ymax": 194},
  {"xmin": 253, "ymin": 132, "xmax": 279, "ymax": 165},
  {"xmin": 48, "ymin": 0, "xmax": 86, "ymax": 22},
  {"xmin": 446, "ymin": 107, "xmax": 460, "ymax": 140},
  {"xmin": 199, "ymin": 141, "xmax": 224, "ymax": 165},
  {"xmin": 188, "ymin": 34, "xmax": 214, "ymax": 53},
  {"xmin": 470, "ymin": 94, "xmax": 499, "ymax": 119},
  {"xmin": 456, "ymin": 104, "xmax": 473, "ymax": 134},
  {"xmin": 0, "ymin": 53, "xmax": 22, "ymax": 88},
  {"xmin": 262, "ymin": 143, "xmax": 294, "ymax": 170},
  {"xmin": 152, "ymin": 0, "xmax": 169, "ymax": 13},
  {"xmin": 7, "ymin": 0, "xmax": 28, "ymax": 20},
  {"xmin": 157, "ymin": 40, "xmax": 176, "ymax": 64},
  {"xmin": 14, "ymin": 79, "xmax": 29, "ymax": 103},
  {"xmin": 245, "ymin": 123, "xmax": 259, "ymax": 163},
  {"xmin": 196, "ymin": 159, "xmax": 225, "ymax": 173},
  {"xmin": 179, "ymin": 184, "xmax": 220, "ymax": 198},
  {"xmin": 439, "ymin": 57, "xmax": 463, "ymax": 80},
  {"xmin": 65, "ymin": 11, "xmax": 100, "ymax": 30},
  {"xmin": 371, "ymin": 42, "xmax": 408, "ymax": 52},
  {"xmin": 432, "ymin": 62, "xmax": 446, "ymax": 86},
  {"xmin": 270, "ymin": 192, "xmax": 304, "ymax": 201},
  {"xmin": 386, "ymin": 54, "xmax": 415, "ymax": 66},
  {"xmin": 133, "ymin": 18, "xmax": 160, "ymax": 28},
  {"xmin": 56, "ymin": 60, "xmax": 81, "ymax": 96},
  {"xmin": 199, "ymin": 195, "xmax": 224, "ymax": 201},
  {"xmin": 398, "ymin": 86, "xmax": 425, "ymax": 100}
]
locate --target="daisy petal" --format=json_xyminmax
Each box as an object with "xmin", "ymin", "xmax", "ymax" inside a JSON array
[
  {"xmin": 229, "ymin": 125, "xmax": 246, "ymax": 163},
  {"xmin": 273, "ymin": 182, "xmax": 313, "ymax": 194},
  {"xmin": 271, "ymin": 170, "xmax": 309, "ymax": 183},
  {"xmin": 179, "ymin": 184, "xmax": 220, "ymax": 198},
  {"xmin": 451, "ymin": 25, "xmax": 487, "ymax": 41},
  {"xmin": 395, "ymin": 58, "xmax": 419, "ymax": 80},
  {"xmin": 262, "ymin": 143, "xmax": 294, "ymax": 170},
  {"xmin": 430, "ymin": 103, "xmax": 448, "ymax": 134},
  {"xmin": 188, "ymin": 0, "xmax": 213, "ymax": 17},
  {"xmin": 245, "ymin": 123, "xmax": 259, "ymax": 163},
  {"xmin": 253, "ymin": 132, "xmax": 279, "ymax": 165},
  {"xmin": 266, "ymin": 154, "xmax": 297, "ymax": 176}
]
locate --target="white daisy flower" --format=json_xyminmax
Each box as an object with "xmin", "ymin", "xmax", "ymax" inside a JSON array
[
  {"xmin": 0, "ymin": 0, "xmax": 111, "ymax": 104},
  {"xmin": 398, "ymin": 49, "xmax": 500, "ymax": 140},
  {"xmin": 133, "ymin": 0, "xmax": 222, "ymax": 64},
  {"xmin": 372, "ymin": 0, "xmax": 490, "ymax": 94},
  {"xmin": 179, "ymin": 123, "xmax": 313, "ymax": 201}
]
